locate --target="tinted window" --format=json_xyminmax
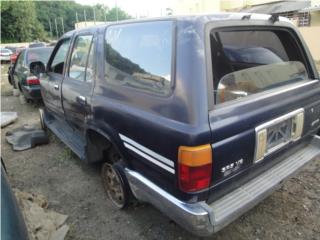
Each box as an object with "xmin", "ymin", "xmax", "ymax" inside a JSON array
[
  {"xmin": 50, "ymin": 38, "xmax": 71, "ymax": 74},
  {"xmin": 211, "ymin": 30, "xmax": 309, "ymax": 104},
  {"xmin": 223, "ymin": 46, "xmax": 283, "ymax": 65},
  {"xmin": 105, "ymin": 21, "xmax": 173, "ymax": 95},
  {"xmin": 26, "ymin": 48, "xmax": 53, "ymax": 65},
  {"xmin": 68, "ymin": 35, "xmax": 93, "ymax": 81}
]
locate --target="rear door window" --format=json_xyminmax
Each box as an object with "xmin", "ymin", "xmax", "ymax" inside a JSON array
[
  {"xmin": 105, "ymin": 21, "xmax": 173, "ymax": 95},
  {"xmin": 211, "ymin": 29, "xmax": 309, "ymax": 104}
]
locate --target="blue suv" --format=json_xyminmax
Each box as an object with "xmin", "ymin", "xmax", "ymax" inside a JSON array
[{"xmin": 36, "ymin": 13, "xmax": 320, "ymax": 236}]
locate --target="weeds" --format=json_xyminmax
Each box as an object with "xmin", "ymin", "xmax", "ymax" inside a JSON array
[{"xmin": 57, "ymin": 148, "xmax": 74, "ymax": 163}]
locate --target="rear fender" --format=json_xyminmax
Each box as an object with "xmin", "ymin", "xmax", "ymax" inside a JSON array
[{"xmin": 85, "ymin": 124, "xmax": 130, "ymax": 166}]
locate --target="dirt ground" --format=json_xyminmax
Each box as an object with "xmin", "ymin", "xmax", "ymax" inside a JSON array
[{"xmin": 1, "ymin": 63, "xmax": 320, "ymax": 240}]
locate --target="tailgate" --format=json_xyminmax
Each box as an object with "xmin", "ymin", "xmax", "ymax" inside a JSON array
[
  {"xmin": 206, "ymin": 23, "xmax": 320, "ymax": 201},
  {"xmin": 209, "ymin": 80, "xmax": 320, "ymax": 186}
]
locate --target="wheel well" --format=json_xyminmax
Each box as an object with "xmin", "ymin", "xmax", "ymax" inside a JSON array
[{"xmin": 86, "ymin": 129, "xmax": 115, "ymax": 163}]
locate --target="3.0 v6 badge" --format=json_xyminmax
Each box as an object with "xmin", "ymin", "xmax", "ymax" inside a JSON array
[{"xmin": 221, "ymin": 159, "xmax": 244, "ymax": 177}]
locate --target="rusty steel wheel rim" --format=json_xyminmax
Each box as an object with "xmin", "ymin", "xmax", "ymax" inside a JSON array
[{"xmin": 102, "ymin": 163, "xmax": 125, "ymax": 208}]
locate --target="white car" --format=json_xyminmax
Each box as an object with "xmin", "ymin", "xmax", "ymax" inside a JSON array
[{"xmin": 0, "ymin": 48, "xmax": 13, "ymax": 62}]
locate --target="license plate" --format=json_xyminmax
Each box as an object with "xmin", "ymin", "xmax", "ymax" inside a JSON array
[
  {"xmin": 254, "ymin": 109, "xmax": 304, "ymax": 163},
  {"xmin": 266, "ymin": 118, "xmax": 292, "ymax": 152}
]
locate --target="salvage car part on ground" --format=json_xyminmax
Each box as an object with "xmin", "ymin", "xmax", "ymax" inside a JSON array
[
  {"xmin": 0, "ymin": 112, "xmax": 18, "ymax": 128},
  {"xmin": 6, "ymin": 124, "xmax": 49, "ymax": 151}
]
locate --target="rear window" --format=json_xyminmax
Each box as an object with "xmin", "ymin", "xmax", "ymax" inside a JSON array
[
  {"xmin": 105, "ymin": 21, "xmax": 173, "ymax": 95},
  {"xmin": 27, "ymin": 48, "xmax": 53, "ymax": 65},
  {"xmin": 211, "ymin": 29, "xmax": 309, "ymax": 104}
]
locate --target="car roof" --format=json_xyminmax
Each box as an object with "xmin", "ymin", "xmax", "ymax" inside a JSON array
[
  {"xmin": 26, "ymin": 46, "xmax": 53, "ymax": 52},
  {"xmin": 61, "ymin": 12, "xmax": 292, "ymax": 39}
]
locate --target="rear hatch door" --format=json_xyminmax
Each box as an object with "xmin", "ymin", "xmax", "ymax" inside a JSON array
[{"xmin": 206, "ymin": 23, "xmax": 320, "ymax": 201}]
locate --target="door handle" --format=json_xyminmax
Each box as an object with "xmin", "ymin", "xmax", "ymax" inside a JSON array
[
  {"xmin": 77, "ymin": 95, "xmax": 87, "ymax": 104},
  {"xmin": 54, "ymin": 84, "xmax": 59, "ymax": 90}
]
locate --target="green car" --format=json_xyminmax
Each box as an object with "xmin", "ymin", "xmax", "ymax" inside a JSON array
[{"xmin": 12, "ymin": 47, "xmax": 52, "ymax": 102}]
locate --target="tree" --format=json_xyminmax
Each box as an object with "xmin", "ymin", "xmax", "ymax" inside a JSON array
[
  {"xmin": 0, "ymin": 1, "xmax": 132, "ymax": 43},
  {"xmin": 33, "ymin": 2, "xmax": 131, "ymax": 38},
  {"xmin": 1, "ymin": 1, "xmax": 46, "ymax": 43},
  {"xmin": 106, "ymin": 7, "xmax": 131, "ymax": 21}
]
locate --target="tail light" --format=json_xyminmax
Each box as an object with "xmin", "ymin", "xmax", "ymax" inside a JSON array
[
  {"xmin": 10, "ymin": 54, "xmax": 17, "ymax": 63},
  {"xmin": 178, "ymin": 144, "xmax": 212, "ymax": 192},
  {"xmin": 26, "ymin": 76, "xmax": 40, "ymax": 85}
]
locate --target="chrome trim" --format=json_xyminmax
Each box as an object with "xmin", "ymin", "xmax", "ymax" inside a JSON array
[
  {"xmin": 119, "ymin": 134, "xmax": 175, "ymax": 167},
  {"xmin": 78, "ymin": 95, "xmax": 86, "ymax": 102},
  {"xmin": 255, "ymin": 80, "xmax": 319, "ymax": 102},
  {"xmin": 254, "ymin": 108, "xmax": 304, "ymax": 162},
  {"xmin": 124, "ymin": 143, "xmax": 175, "ymax": 174},
  {"xmin": 311, "ymin": 119, "xmax": 319, "ymax": 127},
  {"xmin": 39, "ymin": 108, "xmax": 45, "ymax": 130},
  {"xmin": 125, "ymin": 136, "xmax": 320, "ymax": 236}
]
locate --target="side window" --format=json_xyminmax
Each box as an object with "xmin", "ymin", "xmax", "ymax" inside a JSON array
[
  {"xmin": 68, "ymin": 35, "xmax": 93, "ymax": 81},
  {"xmin": 105, "ymin": 21, "xmax": 173, "ymax": 95},
  {"xmin": 49, "ymin": 38, "xmax": 71, "ymax": 74}
]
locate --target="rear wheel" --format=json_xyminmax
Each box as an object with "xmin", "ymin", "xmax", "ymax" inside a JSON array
[{"xmin": 101, "ymin": 149, "xmax": 130, "ymax": 209}]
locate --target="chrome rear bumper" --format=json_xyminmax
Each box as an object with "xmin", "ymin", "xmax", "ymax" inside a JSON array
[{"xmin": 125, "ymin": 136, "xmax": 320, "ymax": 236}]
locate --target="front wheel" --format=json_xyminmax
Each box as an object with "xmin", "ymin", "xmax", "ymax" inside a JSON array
[{"xmin": 101, "ymin": 162, "xmax": 130, "ymax": 209}]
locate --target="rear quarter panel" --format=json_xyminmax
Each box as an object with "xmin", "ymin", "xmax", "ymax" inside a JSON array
[{"xmin": 91, "ymin": 20, "xmax": 212, "ymax": 202}]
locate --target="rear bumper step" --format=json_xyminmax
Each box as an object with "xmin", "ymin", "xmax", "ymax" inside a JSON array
[{"xmin": 125, "ymin": 136, "xmax": 320, "ymax": 236}]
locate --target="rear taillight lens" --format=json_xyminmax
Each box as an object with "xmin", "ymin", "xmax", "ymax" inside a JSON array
[
  {"xmin": 178, "ymin": 144, "xmax": 212, "ymax": 192},
  {"xmin": 26, "ymin": 76, "xmax": 40, "ymax": 85}
]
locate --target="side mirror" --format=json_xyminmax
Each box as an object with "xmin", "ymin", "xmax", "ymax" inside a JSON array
[{"xmin": 29, "ymin": 61, "xmax": 46, "ymax": 75}]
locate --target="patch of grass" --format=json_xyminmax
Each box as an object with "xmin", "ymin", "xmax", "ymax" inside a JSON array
[
  {"xmin": 1, "ymin": 82, "xmax": 12, "ymax": 96},
  {"xmin": 57, "ymin": 148, "xmax": 74, "ymax": 163},
  {"xmin": 48, "ymin": 131, "xmax": 59, "ymax": 143},
  {"xmin": 1, "ymin": 64, "xmax": 12, "ymax": 96}
]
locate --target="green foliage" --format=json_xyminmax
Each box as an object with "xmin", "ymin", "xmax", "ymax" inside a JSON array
[
  {"xmin": 1, "ymin": 1, "xmax": 47, "ymax": 43},
  {"xmin": 1, "ymin": 1, "xmax": 132, "ymax": 43},
  {"xmin": 105, "ymin": 7, "xmax": 131, "ymax": 22}
]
